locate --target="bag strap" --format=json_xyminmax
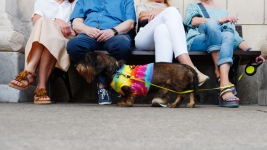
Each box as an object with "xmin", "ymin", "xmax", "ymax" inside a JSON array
[{"xmin": 197, "ymin": 3, "xmax": 210, "ymax": 18}]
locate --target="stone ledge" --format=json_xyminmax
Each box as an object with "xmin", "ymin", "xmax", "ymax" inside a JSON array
[
  {"xmin": 0, "ymin": 52, "xmax": 25, "ymax": 84},
  {"xmin": 0, "ymin": 84, "xmax": 35, "ymax": 102}
]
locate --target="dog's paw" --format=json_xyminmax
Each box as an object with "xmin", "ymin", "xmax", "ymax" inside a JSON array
[
  {"xmin": 116, "ymin": 102, "xmax": 126, "ymax": 107},
  {"xmin": 126, "ymin": 101, "xmax": 133, "ymax": 107},
  {"xmin": 168, "ymin": 103, "xmax": 178, "ymax": 108},
  {"xmin": 185, "ymin": 103, "xmax": 195, "ymax": 108}
]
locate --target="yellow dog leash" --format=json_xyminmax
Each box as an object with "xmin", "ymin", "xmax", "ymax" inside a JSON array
[{"xmin": 116, "ymin": 72, "xmax": 235, "ymax": 95}]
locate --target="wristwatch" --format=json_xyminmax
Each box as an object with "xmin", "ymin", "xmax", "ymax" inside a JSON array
[{"xmin": 111, "ymin": 28, "xmax": 118, "ymax": 35}]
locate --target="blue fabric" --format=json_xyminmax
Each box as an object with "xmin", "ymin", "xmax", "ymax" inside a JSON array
[
  {"xmin": 183, "ymin": 2, "xmax": 243, "ymax": 50},
  {"xmin": 67, "ymin": 33, "xmax": 133, "ymax": 86},
  {"xmin": 197, "ymin": 3, "xmax": 210, "ymax": 18},
  {"xmin": 70, "ymin": 0, "xmax": 136, "ymax": 31},
  {"xmin": 67, "ymin": 33, "xmax": 132, "ymax": 63},
  {"xmin": 190, "ymin": 19, "xmax": 235, "ymax": 66}
]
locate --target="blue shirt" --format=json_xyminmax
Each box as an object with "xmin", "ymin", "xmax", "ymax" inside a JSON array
[{"xmin": 70, "ymin": 0, "xmax": 136, "ymax": 30}]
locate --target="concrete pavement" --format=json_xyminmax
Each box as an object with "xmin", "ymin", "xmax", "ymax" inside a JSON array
[{"xmin": 0, "ymin": 103, "xmax": 267, "ymax": 150}]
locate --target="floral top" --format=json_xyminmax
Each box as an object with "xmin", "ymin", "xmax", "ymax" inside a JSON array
[{"xmin": 183, "ymin": 2, "xmax": 243, "ymax": 50}]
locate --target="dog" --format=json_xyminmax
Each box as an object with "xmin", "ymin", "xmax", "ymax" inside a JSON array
[{"xmin": 76, "ymin": 52, "xmax": 200, "ymax": 108}]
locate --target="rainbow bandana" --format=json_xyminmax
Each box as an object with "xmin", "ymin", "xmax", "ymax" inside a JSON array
[{"xmin": 110, "ymin": 63, "xmax": 154, "ymax": 96}]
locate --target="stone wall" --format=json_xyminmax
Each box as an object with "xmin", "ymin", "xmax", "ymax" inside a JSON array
[{"xmin": 0, "ymin": 0, "xmax": 266, "ymax": 105}]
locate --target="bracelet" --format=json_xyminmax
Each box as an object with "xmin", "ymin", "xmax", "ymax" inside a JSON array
[
  {"xmin": 111, "ymin": 28, "xmax": 118, "ymax": 35},
  {"xmin": 246, "ymin": 47, "xmax": 252, "ymax": 51}
]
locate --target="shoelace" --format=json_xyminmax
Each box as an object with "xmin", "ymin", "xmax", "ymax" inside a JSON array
[{"xmin": 99, "ymin": 89, "xmax": 109, "ymax": 100}]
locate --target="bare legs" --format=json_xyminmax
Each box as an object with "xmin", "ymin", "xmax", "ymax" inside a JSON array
[
  {"xmin": 211, "ymin": 51, "xmax": 236, "ymax": 100},
  {"xmin": 10, "ymin": 42, "xmax": 56, "ymax": 101},
  {"xmin": 176, "ymin": 53, "xmax": 194, "ymax": 66},
  {"xmin": 176, "ymin": 53, "xmax": 209, "ymax": 86}
]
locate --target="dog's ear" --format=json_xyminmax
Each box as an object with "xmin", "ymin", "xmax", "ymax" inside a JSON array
[
  {"xmin": 76, "ymin": 63, "xmax": 96, "ymax": 83},
  {"xmin": 93, "ymin": 52, "xmax": 107, "ymax": 74},
  {"xmin": 117, "ymin": 59, "xmax": 125, "ymax": 68}
]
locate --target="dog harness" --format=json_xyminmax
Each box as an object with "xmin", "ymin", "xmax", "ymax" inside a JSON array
[{"xmin": 110, "ymin": 63, "xmax": 154, "ymax": 96}]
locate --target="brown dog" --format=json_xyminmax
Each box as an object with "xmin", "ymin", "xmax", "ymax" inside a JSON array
[{"xmin": 76, "ymin": 52, "xmax": 199, "ymax": 108}]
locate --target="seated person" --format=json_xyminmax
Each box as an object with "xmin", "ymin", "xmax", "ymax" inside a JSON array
[
  {"xmin": 135, "ymin": 0, "xmax": 209, "ymax": 107},
  {"xmin": 183, "ymin": 0, "xmax": 265, "ymax": 108},
  {"xmin": 9, "ymin": 0, "xmax": 77, "ymax": 104},
  {"xmin": 66, "ymin": 0, "xmax": 136, "ymax": 105}
]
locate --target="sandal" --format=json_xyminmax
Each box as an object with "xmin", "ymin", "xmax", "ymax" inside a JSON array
[
  {"xmin": 217, "ymin": 77, "xmax": 237, "ymax": 95},
  {"xmin": 9, "ymin": 70, "xmax": 36, "ymax": 90},
  {"xmin": 218, "ymin": 87, "xmax": 239, "ymax": 108},
  {"xmin": 34, "ymin": 88, "xmax": 51, "ymax": 104}
]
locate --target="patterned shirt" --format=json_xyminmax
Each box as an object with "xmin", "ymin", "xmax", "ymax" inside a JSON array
[{"xmin": 110, "ymin": 64, "xmax": 154, "ymax": 97}]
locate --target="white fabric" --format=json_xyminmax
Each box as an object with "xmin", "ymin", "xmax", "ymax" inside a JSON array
[
  {"xmin": 135, "ymin": 7, "xmax": 188, "ymax": 63},
  {"xmin": 136, "ymin": 2, "xmax": 167, "ymax": 18},
  {"xmin": 32, "ymin": 0, "xmax": 77, "ymax": 26}
]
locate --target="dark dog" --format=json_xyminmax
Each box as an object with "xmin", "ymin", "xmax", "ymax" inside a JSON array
[{"xmin": 76, "ymin": 52, "xmax": 199, "ymax": 108}]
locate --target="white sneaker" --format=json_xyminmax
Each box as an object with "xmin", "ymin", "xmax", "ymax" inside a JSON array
[{"xmin": 151, "ymin": 98, "xmax": 168, "ymax": 107}]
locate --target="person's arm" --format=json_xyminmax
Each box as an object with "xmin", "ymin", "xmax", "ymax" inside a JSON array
[
  {"xmin": 138, "ymin": 9, "xmax": 164, "ymax": 22},
  {"xmin": 238, "ymin": 41, "xmax": 265, "ymax": 63},
  {"xmin": 190, "ymin": 17, "xmax": 209, "ymax": 27},
  {"xmin": 114, "ymin": 20, "xmax": 135, "ymax": 34},
  {"xmin": 32, "ymin": 3, "xmax": 71, "ymax": 38},
  {"xmin": 96, "ymin": 19, "xmax": 135, "ymax": 42},
  {"xmin": 72, "ymin": 18, "xmax": 100, "ymax": 38},
  {"xmin": 32, "ymin": 14, "xmax": 42, "ymax": 25}
]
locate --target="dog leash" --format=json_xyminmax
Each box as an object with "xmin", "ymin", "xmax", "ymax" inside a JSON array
[{"xmin": 116, "ymin": 72, "xmax": 234, "ymax": 95}]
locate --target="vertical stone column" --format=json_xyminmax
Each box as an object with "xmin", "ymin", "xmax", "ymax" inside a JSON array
[
  {"xmin": 0, "ymin": 0, "xmax": 35, "ymax": 102},
  {"xmin": 258, "ymin": 62, "xmax": 267, "ymax": 105}
]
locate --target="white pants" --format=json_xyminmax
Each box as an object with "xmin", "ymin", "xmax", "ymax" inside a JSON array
[{"xmin": 135, "ymin": 7, "xmax": 188, "ymax": 62}]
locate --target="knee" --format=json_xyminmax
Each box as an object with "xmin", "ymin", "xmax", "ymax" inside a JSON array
[
  {"xmin": 112, "ymin": 36, "xmax": 131, "ymax": 50},
  {"xmin": 66, "ymin": 38, "xmax": 79, "ymax": 56},
  {"xmin": 165, "ymin": 7, "xmax": 180, "ymax": 14},
  {"xmin": 163, "ymin": 7, "xmax": 182, "ymax": 20},
  {"xmin": 109, "ymin": 36, "xmax": 132, "ymax": 59},
  {"xmin": 205, "ymin": 19, "xmax": 221, "ymax": 31},
  {"xmin": 223, "ymin": 31, "xmax": 235, "ymax": 42}
]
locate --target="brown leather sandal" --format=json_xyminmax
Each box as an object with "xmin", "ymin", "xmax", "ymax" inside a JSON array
[
  {"xmin": 9, "ymin": 70, "xmax": 36, "ymax": 90},
  {"xmin": 34, "ymin": 88, "xmax": 51, "ymax": 104}
]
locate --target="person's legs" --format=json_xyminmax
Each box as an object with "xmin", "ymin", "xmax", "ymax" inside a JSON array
[
  {"xmin": 154, "ymin": 24, "xmax": 173, "ymax": 62},
  {"xmin": 217, "ymin": 30, "xmax": 239, "ymax": 107},
  {"xmin": 67, "ymin": 33, "xmax": 112, "ymax": 104},
  {"xmin": 135, "ymin": 7, "xmax": 187, "ymax": 55},
  {"xmin": 104, "ymin": 35, "xmax": 132, "ymax": 61},
  {"xmin": 199, "ymin": 19, "xmax": 223, "ymax": 78},
  {"xmin": 10, "ymin": 42, "xmax": 44, "ymax": 88},
  {"xmin": 96, "ymin": 35, "xmax": 133, "ymax": 104},
  {"xmin": 35, "ymin": 47, "xmax": 57, "ymax": 101},
  {"xmin": 67, "ymin": 33, "xmax": 100, "ymax": 63}
]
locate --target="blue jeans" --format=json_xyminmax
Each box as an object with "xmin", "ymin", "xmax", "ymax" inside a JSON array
[
  {"xmin": 190, "ymin": 19, "xmax": 235, "ymax": 66},
  {"xmin": 67, "ymin": 33, "xmax": 133, "ymax": 86}
]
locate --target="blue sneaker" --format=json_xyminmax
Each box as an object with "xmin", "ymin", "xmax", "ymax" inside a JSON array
[{"xmin": 97, "ymin": 84, "xmax": 112, "ymax": 105}]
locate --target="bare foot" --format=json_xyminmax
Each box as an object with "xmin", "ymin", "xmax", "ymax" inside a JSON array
[
  {"xmin": 10, "ymin": 74, "xmax": 34, "ymax": 87},
  {"xmin": 9, "ymin": 70, "xmax": 35, "ymax": 90}
]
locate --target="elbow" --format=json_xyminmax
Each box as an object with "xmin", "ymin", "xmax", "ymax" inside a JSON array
[
  {"xmin": 130, "ymin": 22, "xmax": 135, "ymax": 30},
  {"xmin": 190, "ymin": 20, "xmax": 198, "ymax": 27},
  {"xmin": 72, "ymin": 21, "xmax": 79, "ymax": 31},
  {"xmin": 128, "ymin": 20, "xmax": 135, "ymax": 30}
]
